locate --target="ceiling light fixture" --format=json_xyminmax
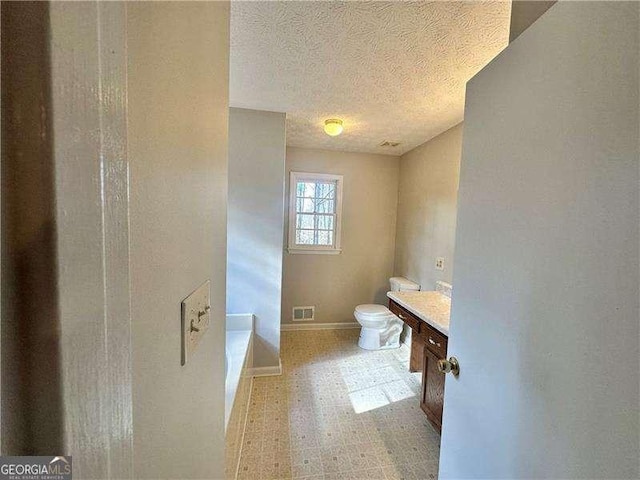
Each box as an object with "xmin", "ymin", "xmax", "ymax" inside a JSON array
[{"xmin": 324, "ymin": 119, "xmax": 344, "ymax": 137}]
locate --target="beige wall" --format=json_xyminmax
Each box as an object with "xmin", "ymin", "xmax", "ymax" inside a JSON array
[
  {"xmin": 282, "ymin": 147, "xmax": 399, "ymax": 325},
  {"xmin": 128, "ymin": 3, "xmax": 229, "ymax": 479},
  {"xmin": 393, "ymin": 123, "xmax": 462, "ymax": 291},
  {"xmin": 509, "ymin": 0, "xmax": 556, "ymax": 42},
  {"xmin": 2, "ymin": 2, "xmax": 229, "ymax": 477},
  {"xmin": 228, "ymin": 108, "xmax": 286, "ymax": 368},
  {"xmin": 2, "ymin": 3, "xmax": 134, "ymax": 477},
  {"xmin": 52, "ymin": 4, "xmax": 133, "ymax": 476}
]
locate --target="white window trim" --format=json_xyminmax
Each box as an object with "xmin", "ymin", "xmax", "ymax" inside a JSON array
[{"xmin": 287, "ymin": 171, "xmax": 343, "ymax": 255}]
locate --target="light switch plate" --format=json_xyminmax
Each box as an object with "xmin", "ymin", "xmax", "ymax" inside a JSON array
[{"xmin": 181, "ymin": 280, "xmax": 211, "ymax": 365}]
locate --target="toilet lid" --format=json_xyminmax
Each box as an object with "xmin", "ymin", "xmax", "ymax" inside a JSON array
[{"xmin": 355, "ymin": 304, "xmax": 391, "ymax": 316}]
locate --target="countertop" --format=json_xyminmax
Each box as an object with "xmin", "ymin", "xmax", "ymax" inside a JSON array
[{"xmin": 386, "ymin": 290, "xmax": 451, "ymax": 336}]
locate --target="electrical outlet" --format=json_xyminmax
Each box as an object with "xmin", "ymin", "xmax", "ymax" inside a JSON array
[{"xmin": 435, "ymin": 257, "xmax": 445, "ymax": 271}]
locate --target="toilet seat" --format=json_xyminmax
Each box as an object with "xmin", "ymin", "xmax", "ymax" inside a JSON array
[
  {"xmin": 354, "ymin": 304, "xmax": 391, "ymax": 316},
  {"xmin": 354, "ymin": 304, "xmax": 397, "ymax": 330}
]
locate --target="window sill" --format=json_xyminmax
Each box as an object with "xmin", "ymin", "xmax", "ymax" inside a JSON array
[{"xmin": 287, "ymin": 248, "xmax": 342, "ymax": 255}]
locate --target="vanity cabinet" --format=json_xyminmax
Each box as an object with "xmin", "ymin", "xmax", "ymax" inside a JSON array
[
  {"xmin": 389, "ymin": 300, "xmax": 423, "ymax": 371},
  {"xmin": 410, "ymin": 333, "xmax": 424, "ymax": 373},
  {"xmin": 389, "ymin": 299, "xmax": 448, "ymax": 433},
  {"xmin": 421, "ymin": 341, "xmax": 446, "ymax": 432}
]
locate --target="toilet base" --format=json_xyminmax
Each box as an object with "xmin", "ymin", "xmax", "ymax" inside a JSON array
[{"xmin": 358, "ymin": 326, "xmax": 401, "ymax": 350}]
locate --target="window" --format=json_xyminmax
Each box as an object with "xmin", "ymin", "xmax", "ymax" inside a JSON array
[{"xmin": 288, "ymin": 172, "xmax": 343, "ymax": 254}]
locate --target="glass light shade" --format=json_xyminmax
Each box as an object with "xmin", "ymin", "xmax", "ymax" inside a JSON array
[{"xmin": 324, "ymin": 119, "xmax": 344, "ymax": 136}]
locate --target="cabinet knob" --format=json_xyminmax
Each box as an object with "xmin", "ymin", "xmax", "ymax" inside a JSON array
[{"xmin": 437, "ymin": 357, "xmax": 460, "ymax": 377}]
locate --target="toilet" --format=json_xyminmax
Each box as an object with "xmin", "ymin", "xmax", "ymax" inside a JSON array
[{"xmin": 354, "ymin": 277, "xmax": 420, "ymax": 350}]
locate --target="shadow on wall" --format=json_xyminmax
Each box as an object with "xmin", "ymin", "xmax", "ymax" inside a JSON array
[
  {"xmin": 227, "ymin": 207, "xmax": 282, "ymax": 367},
  {"xmin": 374, "ymin": 284, "xmax": 394, "ymax": 306},
  {"xmin": 1, "ymin": 1, "xmax": 64, "ymax": 454}
]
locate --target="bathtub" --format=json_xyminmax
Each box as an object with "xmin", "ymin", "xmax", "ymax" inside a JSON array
[
  {"xmin": 225, "ymin": 314, "xmax": 253, "ymax": 479},
  {"xmin": 225, "ymin": 330, "xmax": 252, "ymax": 428}
]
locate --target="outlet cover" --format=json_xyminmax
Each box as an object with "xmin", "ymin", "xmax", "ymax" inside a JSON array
[
  {"xmin": 181, "ymin": 280, "xmax": 211, "ymax": 365},
  {"xmin": 435, "ymin": 257, "xmax": 445, "ymax": 271}
]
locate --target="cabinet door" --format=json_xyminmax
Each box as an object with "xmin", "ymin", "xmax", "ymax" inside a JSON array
[
  {"xmin": 410, "ymin": 330, "xmax": 424, "ymax": 373},
  {"xmin": 421, "ymin": 347, "xmax": 445, "ymax": 433}
]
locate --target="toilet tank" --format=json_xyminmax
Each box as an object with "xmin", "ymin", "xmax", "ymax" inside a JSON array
[{"xmin": 389, "ymin": 277, "xmax": 420, "ymax": 292}]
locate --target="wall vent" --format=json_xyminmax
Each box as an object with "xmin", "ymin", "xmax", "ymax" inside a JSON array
[
  {"xmin": 379, "ymin": 140, "xmax": 401, "ymax": 147},
  {"xmin": 292, "ymin": 306, "xmax": 315, "ymax": 322}
]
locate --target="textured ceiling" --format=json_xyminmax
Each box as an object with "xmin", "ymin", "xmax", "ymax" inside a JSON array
[{"xmin": 230, "ymin": 1, "xmax": 511, "ymax": 156}]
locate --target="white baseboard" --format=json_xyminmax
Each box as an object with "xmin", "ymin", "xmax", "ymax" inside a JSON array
[
  {"xmin": 249, "ymin": 358, "xmax": 282, "ymax": 377},
  {"xmin": 281, "ymin": 322, "xmax": 360, "ymax": 331}
]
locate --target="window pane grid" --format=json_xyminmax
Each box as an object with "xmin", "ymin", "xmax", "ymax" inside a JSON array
[
  {"xmin": 296, "ymin": 203, "xmax": 335, "ymax": 215},
  {"xmin": 295, "ymin": 199, "xmax": 335, "ymax": 214},
  {"xmin": 293, "ymin": 230, "xmax": 333, "ymax": 245},
  {"xmin": 296, "ymin": 193, "xmax": 335, "ymax": 199},
  {"xmin": 296, "ymin": 182, "xmax": 336, "ymax": 199},
  {"xmin": 295, "ymin": 214, "xmax": 335, "ymax": 229},
  {"xmin": 294, "ymin": 180, "xmax": 337, "ymax": 247},
  {"xmin": 289, "ymin": 173, "xmax": 342, "ymax": 252}
]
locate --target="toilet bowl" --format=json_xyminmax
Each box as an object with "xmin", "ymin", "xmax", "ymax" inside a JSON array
[
  {"xmin": 354, "ymin": 277, "xmax": 420, "ymax": 350},
  {"xmin": 354, "ymin": 304, "xmax": 403, "ymax": 350}
]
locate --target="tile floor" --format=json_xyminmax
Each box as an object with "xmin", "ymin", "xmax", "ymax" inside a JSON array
[{"xmin": 236, "ymin": 329, "xmax": 441, "ymax": 480}]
